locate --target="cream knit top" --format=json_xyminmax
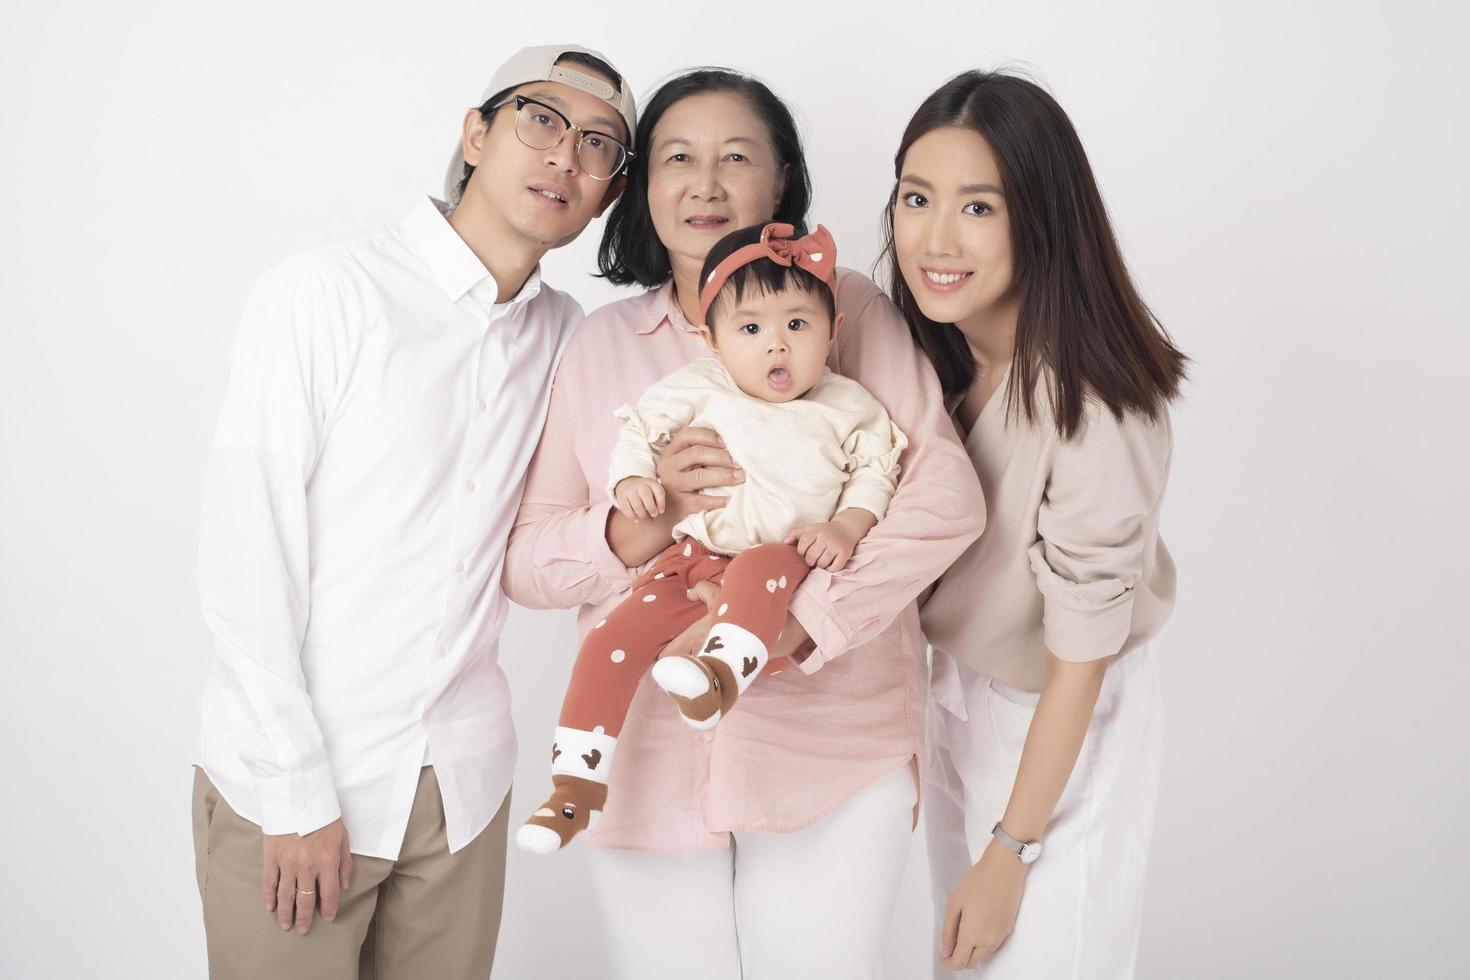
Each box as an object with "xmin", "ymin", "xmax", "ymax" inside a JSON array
[{"xmin": 608, "ymin": 357, "xmax": 908, "ymax": 556}]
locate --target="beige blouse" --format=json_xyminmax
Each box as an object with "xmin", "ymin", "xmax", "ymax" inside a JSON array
[
  {"xmin": 921, "ymin": 369, "xmax": 1177, "ymax": 692},
  {"xmin": 608, "ymin": 356, "xmax": 908, "ymax": 556}
]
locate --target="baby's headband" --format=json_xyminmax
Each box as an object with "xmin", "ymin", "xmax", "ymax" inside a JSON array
[{"xmin": 698, "ymin": 222, "xmax": 837, "ymax": 323}]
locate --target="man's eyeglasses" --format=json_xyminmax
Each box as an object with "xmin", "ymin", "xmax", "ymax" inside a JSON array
[{"xmin": 490, "ymin": 95, "xmax": 633, "ymax": 181}]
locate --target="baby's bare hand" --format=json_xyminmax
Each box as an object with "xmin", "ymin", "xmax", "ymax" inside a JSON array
[
  {"xmin": 614, "ymin": 477, "xmax": 666, "ymax": 522},
  {"xmin": 784, "ymin": 521, "xmax": 860, "ymax": 570}
]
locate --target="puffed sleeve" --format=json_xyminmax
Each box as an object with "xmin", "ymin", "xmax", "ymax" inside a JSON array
[
  {"xmin": 1028, "ymin": 403, "xmax": 1173, "ymax": 662},
  {"xmin": 605, "ymin": 363, "xmax": 704, "ymax": 496},
  {"xmin": 835, "ymin": 391, "xmax": 909, "ymax": 521}
]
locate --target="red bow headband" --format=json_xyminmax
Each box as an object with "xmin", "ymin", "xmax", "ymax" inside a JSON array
[{"xmin": 698, "ymin": 222, "xmax": 838, "ymax": 324}]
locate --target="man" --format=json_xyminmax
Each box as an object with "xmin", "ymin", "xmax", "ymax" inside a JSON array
[{"xmin": 191, "ymin": 44, "xmax": 636, "ymax": 977}]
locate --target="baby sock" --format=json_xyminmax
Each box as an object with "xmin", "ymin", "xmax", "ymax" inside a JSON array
[{"xmin": 516, "ymin": 725, "xmax": 616, "ymax": 853}]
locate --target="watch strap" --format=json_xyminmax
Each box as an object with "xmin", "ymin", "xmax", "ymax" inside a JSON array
[{"xmin": 991, "ymin": 821, "xmax": 1038, "ymax": 860}]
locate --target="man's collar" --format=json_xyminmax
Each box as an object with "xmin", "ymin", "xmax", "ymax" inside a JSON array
[{"xmin": 403, "ymin": 197, "xmax": 542, "ymax": 308}]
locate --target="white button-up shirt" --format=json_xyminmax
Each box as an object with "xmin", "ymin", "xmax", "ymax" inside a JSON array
[{"xmin": 195, "ymin": 197, "xmax": 583, "ymax": 859}]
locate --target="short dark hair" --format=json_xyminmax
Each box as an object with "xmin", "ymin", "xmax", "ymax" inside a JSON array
[
  {"xmin": 597, "ymin": 68, "xmax": 813, "ymax": 288},
  {"xmin": 456, "ymin": 51, "xmax": 625, "ymax": 202},
  {"xmin": 699, "ymin": 224, "xmax": 835, "ymax": 332},
  {"xmin": 881, "ymin": 70, "xmax": 1188, "ymax": 439}
]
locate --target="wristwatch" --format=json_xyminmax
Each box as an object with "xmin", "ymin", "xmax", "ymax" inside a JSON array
[{"xmin": 991, "ymin": 822, "xmax": 1042, "ymax": 865}]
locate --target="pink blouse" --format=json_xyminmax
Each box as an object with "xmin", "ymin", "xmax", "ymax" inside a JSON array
[{"xmin": 502, "ymin": 271, "xmax": 985, "ymax": 851}]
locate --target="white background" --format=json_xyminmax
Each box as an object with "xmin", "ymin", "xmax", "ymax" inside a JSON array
[{"xmin": 2, "ymin": 1, "xmax": 1467, "ymax": 976}]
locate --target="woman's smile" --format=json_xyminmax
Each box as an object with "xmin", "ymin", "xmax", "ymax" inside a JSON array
[{"xmin": 918, "ymin": 267, "xmax": 974, "ymax": 293}]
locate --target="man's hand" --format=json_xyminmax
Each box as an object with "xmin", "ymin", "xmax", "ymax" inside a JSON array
[
  {"xmin": 655, "ymin": 427, "xmax": 743, "ymax": 521},
  {"xmin": 262, "ymin": 818, "xmax": 352, "ymax": 935},
  {"xmin": 613, "ymin": 476, "xmax": 666, "ymax": 522}
]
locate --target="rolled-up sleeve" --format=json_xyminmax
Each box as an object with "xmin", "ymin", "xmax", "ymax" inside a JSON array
[
  {"xmin": 787, "ymin": 275, "xmax": 986, "ymax": 673},
  {"xmin": 197, "ymin": 259, "xmax": 343, "ymax": 836},
  {"xmin": 503, "ymin": 365, "xmax": 638, "ymax": 611},
  {"xmin": 1029, "ymin": 404, "xmax": 1172, "ymax": 662}
]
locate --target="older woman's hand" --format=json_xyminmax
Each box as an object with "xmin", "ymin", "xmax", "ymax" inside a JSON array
[
  {"xmin": 655, "ymin": 427, "xmax": 744, "ymax": 521},
  {"xmin": 658, "ymin": 579, "xmax": 803, "ymax": 675}
]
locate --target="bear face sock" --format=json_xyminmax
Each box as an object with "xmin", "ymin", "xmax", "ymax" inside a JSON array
[
  {"xmin": 651, "ymin": 622, "xmax": 768, "ymax": 730},
  {"xmin": 516, "ymin": 725, "xmax": 616, "ymax": 853}
]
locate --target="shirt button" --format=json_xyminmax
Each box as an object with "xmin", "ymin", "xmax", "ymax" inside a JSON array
[
  {"xmin": 437, "ymin": 645, "xmax": 448, "ymax": 658},
  {"xmin": 465, "ymin": 480, "xmax": 476, "ymax": 493},
  {"xmin": 478, "ymin": 398, "xmax": 488, "ymax": 412},
  {"xmin": 703, "ymin": 733, "xmax": 713, "ymax": 744},
  {"xmin": 455, "ymin": 561, "xmax": 466, "ymax": 574}
]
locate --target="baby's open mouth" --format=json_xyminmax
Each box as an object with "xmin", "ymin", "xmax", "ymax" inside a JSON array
[{"xmin": 767, "ymin": 366, "xmax": 791, "ymax": 390}]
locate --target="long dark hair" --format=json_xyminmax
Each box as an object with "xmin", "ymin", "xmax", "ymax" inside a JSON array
[
  {"xmin": 881, "ymin": 70, "xmax": 1188, "ymax": 439},
  {"xmin": 598, "ymin": 68, "xmax": 813, "ymax": 288}
]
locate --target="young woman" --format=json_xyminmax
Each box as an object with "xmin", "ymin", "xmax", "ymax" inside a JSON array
[
  {"xmin": 884, "ymin": 71, "xmax": 1187, "ymax": 976},
  {"xmin": 500, "ymin": 69, "xmax": 984, "ymax": 978}
]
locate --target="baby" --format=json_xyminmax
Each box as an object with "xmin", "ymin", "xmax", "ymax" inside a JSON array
[{"xmin": 517, "ymin": 222, "xmax": 908, "ymax": 853}]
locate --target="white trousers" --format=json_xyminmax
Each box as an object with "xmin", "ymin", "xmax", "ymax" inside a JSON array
[
  {"xmin": 925, "ymin": 648, "xmax": 1163, "ymax": 979},
  {"xmin": 585, "ymin": 763, "xmax": 917, "ymax": 980}
]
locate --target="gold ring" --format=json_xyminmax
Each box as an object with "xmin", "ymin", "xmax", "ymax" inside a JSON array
[{"xmin": 296, "ymin": 888, "xmax": 315, "ymax": 896}]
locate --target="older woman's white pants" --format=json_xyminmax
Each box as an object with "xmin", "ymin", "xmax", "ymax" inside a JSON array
[
  {"xmin": 925, "ymin": 648, "xmax": 1163, "ymax": 979},
  {"xmin": 584, "ymin": 763, "xmax": 916, "ymax": 980}
]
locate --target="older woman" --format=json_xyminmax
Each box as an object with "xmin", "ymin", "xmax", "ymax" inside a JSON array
[{"xmin": 501, "ymin": 68, "xmax": 984, "ymax": 978}]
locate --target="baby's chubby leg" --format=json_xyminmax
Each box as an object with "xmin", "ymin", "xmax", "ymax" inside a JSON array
[
  {"xmin": 518, "ymin": 545, "xmax": 714, "ymax": 853},
  {"xmin": 652, "ymin": 543, "xmax": 811, "ymax": 729}
]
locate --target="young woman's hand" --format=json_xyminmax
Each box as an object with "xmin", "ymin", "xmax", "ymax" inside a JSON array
[
  {"xmin": 613, "ymin": 477, "xmax": 666, "ymax": 522},
  {"xmin": 655, "ymin": 427, "xmax": 743, "ymax": 521},
  {"xmin": 939, "ymin": 837, "xmax": 1028, "ymax": 970}
]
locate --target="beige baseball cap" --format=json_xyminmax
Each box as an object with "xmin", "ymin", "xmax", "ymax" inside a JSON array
[{"xmin": 444, "ymin": 44, "xmax": 637, "ymax": 202}]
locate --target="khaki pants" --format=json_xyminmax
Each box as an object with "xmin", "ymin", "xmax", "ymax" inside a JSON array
[{"xmin": 192, "ymin": 766, "xmax": 510, "ymax": 979}]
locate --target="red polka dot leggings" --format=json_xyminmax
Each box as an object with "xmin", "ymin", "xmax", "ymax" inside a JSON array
[{"xmin": 559, "ymin": 538, "xmax": 812, "ymax": 738}]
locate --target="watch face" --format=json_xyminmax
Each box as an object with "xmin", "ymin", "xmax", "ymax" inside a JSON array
[{"xmin": 1020, "ymin": 842, "xmax": 1041, "ymax": 864}]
